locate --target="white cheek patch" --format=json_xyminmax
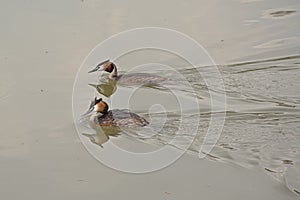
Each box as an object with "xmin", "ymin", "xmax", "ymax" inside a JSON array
[{"xmin": 94, "ymin": 104, "xmax": 98, "ymax": 111}]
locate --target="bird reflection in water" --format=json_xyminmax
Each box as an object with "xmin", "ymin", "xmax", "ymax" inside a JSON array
[
  {"xmin": 88, "ymin": 78, "xmax": 117, "ymax": 98},
  {"xmin": 82, "ymin": 126, "xmax": 121, "ymax": 147}
]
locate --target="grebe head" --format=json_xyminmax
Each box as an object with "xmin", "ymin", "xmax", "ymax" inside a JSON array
[
  {"xmin": 83, "ymin": 97, "xmax": 109, "ymax": 115},
  {"xmin": 88, "ymin": 59, "xmax": 116, "ymax": 73}
]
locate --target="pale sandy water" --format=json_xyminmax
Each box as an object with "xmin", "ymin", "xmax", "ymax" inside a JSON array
[{"xmin": 1, "ymin": 0, "xmax": 300, "ymax": 199}]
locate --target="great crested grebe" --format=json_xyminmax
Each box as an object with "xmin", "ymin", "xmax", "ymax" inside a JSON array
[
  {"xmin": 88, "ymin": 59, "xmax": 167, "ymax": 85},
  {"xmin": 84, "ymin": 97, "xmax": 149, "ymax": 127}
]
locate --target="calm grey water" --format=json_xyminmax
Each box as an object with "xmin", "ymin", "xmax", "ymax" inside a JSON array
[
  {"xmin": 1, "ymin": 0, "xmax": 300, "ymax": 198},
  {"xmin": 81, "ymin": 53, "xmax": 300, "ymax": 194},
  {"xmin": 73, "ymin": 1, "xmax": 300, "ymax": 194}
]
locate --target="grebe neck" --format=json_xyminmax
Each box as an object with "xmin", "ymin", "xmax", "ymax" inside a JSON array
[
  {"xmin": 90, "ymin": 112, "xmax": 103, "ymax": 122},
  {"xmin": 109, "ymin": 64, "xmax": 118, "ymax": 80}
]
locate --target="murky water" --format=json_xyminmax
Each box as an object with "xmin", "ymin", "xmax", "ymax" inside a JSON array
[
  {"xmin": 1, "ymin": 0, "xmax": 300, "ymax": 198},
  {"xmin": 74, "ymin": 0, "xmax": 300, "ymax": 191},
  {"xmin": 78, "ymin": 51, "xmax": 300, "ymax": 194}
]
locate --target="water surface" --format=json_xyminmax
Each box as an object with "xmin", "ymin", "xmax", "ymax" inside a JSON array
[{"xmin": 1, "ymin": 0, "xmax": 300, "ymax": 198}]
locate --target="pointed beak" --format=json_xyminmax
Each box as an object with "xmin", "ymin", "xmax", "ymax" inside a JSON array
[
  {"xmin": 88, "ymin": 83, "xmax": 98, "ymax": 88},
  {"xmin": 88, "ymin": 59, "xmax": 110, "ymax": 73},
  {"xmin": 88, "ymin": 66, "xmax": 103, "ymax": 73},
  {"xmin": 82, "ymin": 106, "xmax": 94, "ymax": 116}
]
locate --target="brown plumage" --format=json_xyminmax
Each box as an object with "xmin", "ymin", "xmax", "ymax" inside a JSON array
[
  {"xmin": 96, "ymin": 100, "xmax": 109, "ymax": 113},
  {"xmin": 88, "ymin": 59, "xmax": 167, "ymax": 85},
  {"xmin": 88, "ymin": 97, "xmax": 149, "ymax": 128},
  {"xmin": 95, "ymin": 109, "xmax": 149, "ymax": 127},
  {"xmin": 102, "ymin": 62, "xmax": 115, "ymax": 73}
]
